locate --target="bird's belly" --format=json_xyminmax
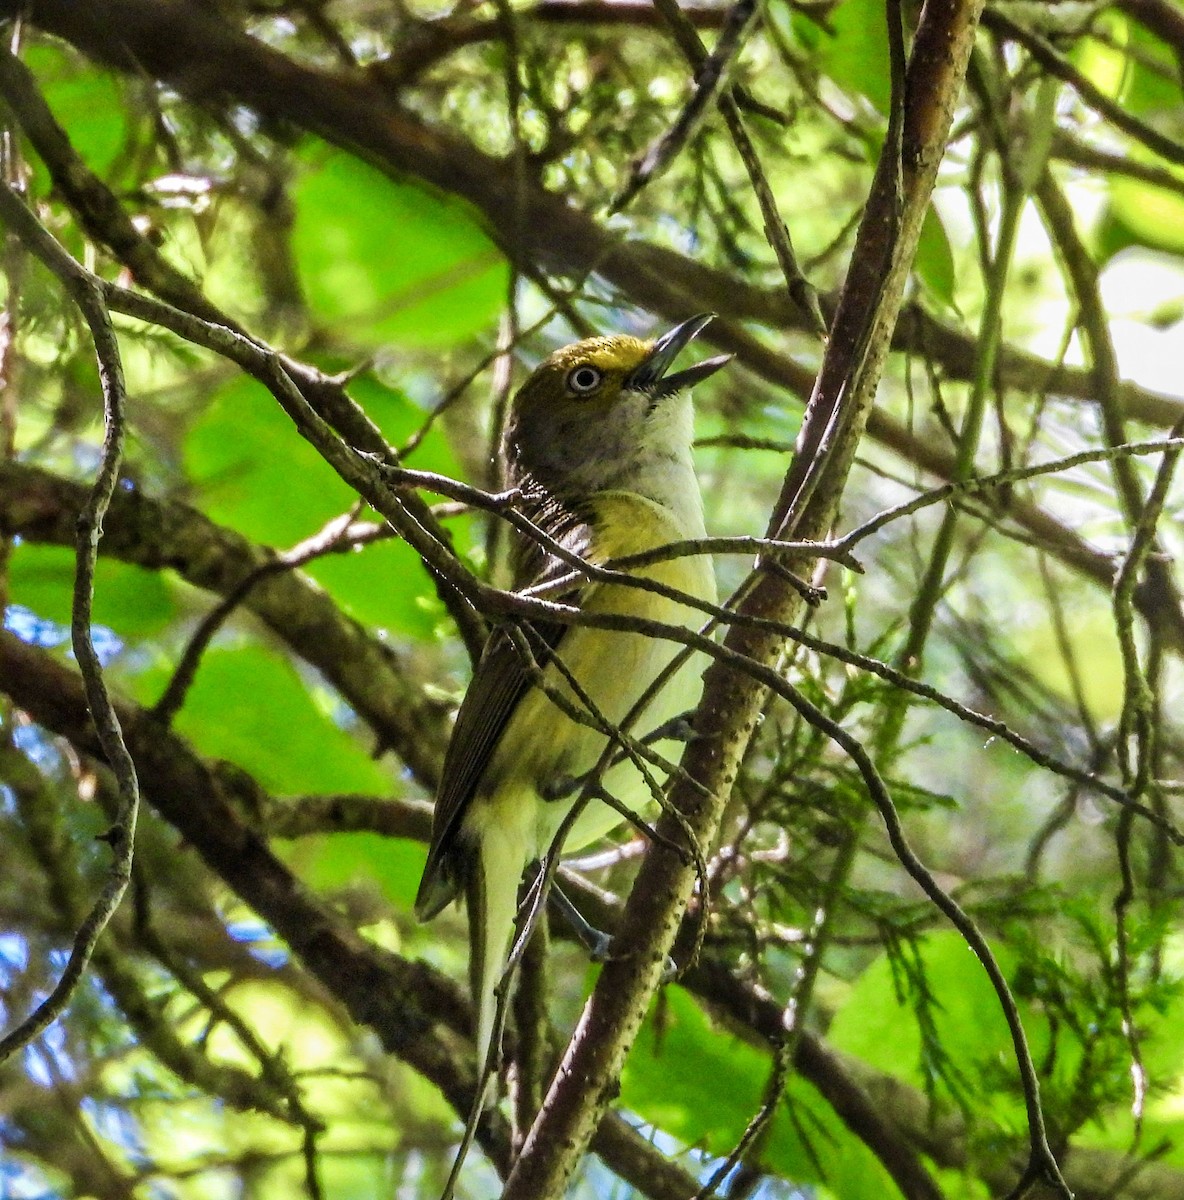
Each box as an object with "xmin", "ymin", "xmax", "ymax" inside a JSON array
[{"xmin": 473, "ymin": 540, "xmax": 715, "ymax": 862}]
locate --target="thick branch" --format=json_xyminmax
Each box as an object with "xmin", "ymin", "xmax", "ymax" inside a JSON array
[
  {"xmin": 502, "ymin": 3, "xmax": 986, "ymax": 1196},
  {"xmin": 5, "ymin": 0, "xmax": 1181, "ymax": 436}
]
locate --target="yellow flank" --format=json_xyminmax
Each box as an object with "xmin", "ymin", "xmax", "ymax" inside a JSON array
[{"xmin": 469, "ymin": 487, "xmax": 715, "ymax": 862}]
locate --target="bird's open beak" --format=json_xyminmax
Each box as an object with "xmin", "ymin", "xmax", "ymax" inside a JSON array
[{"xmin": 626, "ymin": 313, "xmax": 732, "ymax": 399}]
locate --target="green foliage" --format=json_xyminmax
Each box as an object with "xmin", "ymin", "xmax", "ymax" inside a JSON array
[
  {"xmin": 8, "ymin": 542, "xmax": 176, "ymax": 637},
  {"xmin": 291, "ymin": 149, "xmax": 508, "ymax": 347},
  {"xmin": 2, "ymin": 2, "xmax": 1184, "ymax": 1199},
  {"xmin": 132, "ymin": 643, "xmax": 391, "ymax": 794},
  {"xmin": 811, "ymin": 0, "xmax": 891, "ymax": 118},
  {"xmin": 186, "ymin": 374, "xmax": 363, "ymax": 547},
  {"xmin": 623, "ymin": 989, "xmax": 894, "ymax": 1196},
  {"xmin": 291, "ymin": 831, "xmax": 426, "ymax": 912},
  {"xmin": 22, "ymin": 44, "xmax": 130, "ymax": 177},
  {"xmin": 916, "ymin": 206, "xmax": 957, "ymax": 310}
]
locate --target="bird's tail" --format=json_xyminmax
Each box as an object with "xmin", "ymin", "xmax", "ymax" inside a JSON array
[{"xmin": 466, "ymin": 823, "xmax": 525, "ymax": 1083}]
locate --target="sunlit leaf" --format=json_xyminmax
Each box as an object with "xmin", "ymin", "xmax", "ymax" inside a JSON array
[
  {"xmin": 7, "ymin": 541, "xmax": 176, "ymax": 637},
  {"xmin": 23, "ymin": 44, "xmax": 129, "ymax": 177},
  {"xmin": 292, "ymin": 149, "xmax": 507, "ymax": 347},
  {"xmin": 1123, "ymin": 25, "xmax": 1182, "ymax": 116},
  {"xmin": 1071, "ymin": 13, "xmax": 1130, "ymax": 101},
  {"xmin": 623, "ymin": 989, "xmax": 893, "ymax": 1194},
  {"xmin": 185, "ymin": 374, "xmax": 354, "ymax": 546},
  {"xmin": 915, "ymin": 204, "xmax": 957, "ymax": 309},
  {"xmin": 289, "ymin": 831, "xmax": 425, "ymax": 911},
  {"xmin": 1108, "ymin": 175, "xmax": 1184, "ymax": 258},
  {"xmin": 815, "ymin": 0, "xmax": 891, "ymax": 117},
  {"xmin": 132, "ymin": 643, "xmax": 391, "ymax": 794}
]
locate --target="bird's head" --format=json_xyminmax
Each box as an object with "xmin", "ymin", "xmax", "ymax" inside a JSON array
[{"xmin": 504, "ymin": 314, "xmax": 729, "ymax": 506}]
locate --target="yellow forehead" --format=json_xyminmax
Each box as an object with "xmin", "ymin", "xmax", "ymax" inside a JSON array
[{"xmin": 543, "ymin": 335, "xmax": 652, "ymax": 374}]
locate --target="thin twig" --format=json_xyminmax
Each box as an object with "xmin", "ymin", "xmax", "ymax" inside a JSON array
[
  {"xmin": 0, "ymin": 179, "xmax": 141, "ymax": 1063},
  {"xmin": 776, "ymin": 679, "xmax": 1072, "ymax": 1198},
  {"xmin": 984, "ymin": 7, "xmax": 1184, "ymax": 169},
  {"xmin": 638, "ymin": 0, "xmax": 824, "ymax": 331}
]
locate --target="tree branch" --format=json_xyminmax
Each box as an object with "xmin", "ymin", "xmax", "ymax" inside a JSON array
[
  {"xmin": 502, "ymin": 3, "xmax": 987, "ymax": 1195},
  {"xmin": 0, "ymin": 179, "xmax": 140, "ymax": 1065}
]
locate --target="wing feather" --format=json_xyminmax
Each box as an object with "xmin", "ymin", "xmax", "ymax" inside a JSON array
[{"xmin": 413, "ymin": 498, "xmax": 590, "ymax": 918}]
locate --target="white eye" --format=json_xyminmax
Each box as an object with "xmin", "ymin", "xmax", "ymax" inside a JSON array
[{"xmin": 566, "ymin": 364, "xmax": 603, "ymax": 394}]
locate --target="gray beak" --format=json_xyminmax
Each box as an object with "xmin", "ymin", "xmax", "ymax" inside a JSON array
[{"xmin": 625, "ymin": 313, "xmax": 731, "ymax": 399}]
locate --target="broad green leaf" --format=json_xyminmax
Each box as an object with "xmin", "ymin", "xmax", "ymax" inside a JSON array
[
  {"xmin": 828, "ymin": 932, "xmax": 1021, "ymax": 1123},
  {"xmin": 292, "ymin": 149, "xmax": 507, "ymax": 346},
  {"xmin": 1072, "ymin": 14, "xmax": 1181, "ymax": 119},
  {"xmin": 185, "ymin": 374, "xmax": 355, "ymax": 547},
  {"xmin": 1123, "ymin": 25, "xmax": 1182, "ymax": 116},
  {"xmin": 304, "ymin": 539, "xmax": 446, "ymax": 639},
  {"xmin": 342, "ymin": 371, "xmax": 463, "ymax": 477},
  {"xmin": 816, "ymin": 0, "xmax": 891, "ymax": 116},
  {"xmin": 1108, "ymin": 176, "xmax": 1184, "ymax": 258},
  {"xmin": 133, "ymin": 643, "xmax": 390, "ymax": 794},
  {"xmin": 300, "ymin": 369, "xmax": 471, "ymax": 635},
  {"xmin": 287, "ymin": 831, "xmax": 425, "ymax": 911},
  {"xmin": 1071, "ymin": 13, "xmax": 1129, "ymax": 101},
  {"xmin": 23, "ymin": 44, "xmax": 129, "ymax": 178},
  {"xmin": 186, "ymin": 374, "xmax": 463, "ymax": 639},
  {"xmin": 915, "ymin": 205, "xmax": 957, "ymax": 309},
  {"xmin": 8, "ymin": 541, "xmax": 176, "ymax": 637}
]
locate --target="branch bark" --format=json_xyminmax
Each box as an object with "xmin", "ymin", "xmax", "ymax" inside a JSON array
[{"xmin": 501, "ymin": 3, "xmax": 987, "ymax": 1196}]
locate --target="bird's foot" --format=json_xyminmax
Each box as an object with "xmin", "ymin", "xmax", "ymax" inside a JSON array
[
  {"xmin": 540, "ymin": 772, "xmax": 579, "ymax": 802},
  {"xmin": 549, "ymin": 884, "xmax": 614, "ymax": 960},
  {"xmin": 640, "ymin": 711, "xmax": 705, "ymax": 746}
]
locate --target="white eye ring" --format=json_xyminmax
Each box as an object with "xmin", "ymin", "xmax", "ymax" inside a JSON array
[{"xmin": 566, "ymin": 365, "xmax": 603, "ymax": 394}]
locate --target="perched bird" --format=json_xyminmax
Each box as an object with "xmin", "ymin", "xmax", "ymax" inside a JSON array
[{"xmin": 414, "ymin": 314, "xmax": 728, "ymax": 1072}]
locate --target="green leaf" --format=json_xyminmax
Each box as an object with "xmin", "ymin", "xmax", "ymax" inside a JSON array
[
  {"xmin": 303, "ymin": 371, "xmax": 472, "ymax": 636},
  {"xmin": 23, "ymin": 44, "xmax": 129, "ymax": 177},
  {"xmin": 1072, "ymin": 14, "xmax": 1181, "ymax": 117},
  {"xmin": 1107, "ymin": 175, "xmax": 1184, "ymax": 258},
  {"xmin": 343, "ymin": 371, "xmax": 463, "ymax": 476},
  {"xmin": 8, "ymin": 541, "xmax": 176, "ymax": 637},
  {"xmin": 292, "ymin": 149, "xmax": 507, "ymax": 346},
  {"xmin": 185, "ymin": 374, "xmax": 355, "ymax": 547},
  {"xmin": 622, "ymin": 989, "xmax": 893, "ymax": 1194},
  {"xmin": 304, "ymin": 539, "xmax": 446, "ymax": 639},
  {"xmin": 1122, "ymin": 24, "xmax": 1182, "ymax": 117},
  {"xmin": 132, "ymin": 643, "xmax": 391, "ymax": 794},
  {"xmin": 915, "ymin": 204, "xmax": 957, "ymax": 308},
  {"xmin": 828, "ymin": 932, "xmax": 1028, "ymax": 1129},
  {"xmin": 289, "ymin": 831, "xmax": 425, "ymax": 911},
  {"xmin": 1071, "ymin": 13, "xmax": 1130, "ymax": 101},
  {"xmin": 816, "ymin": 0, "xmax": 891, "ymax": 116},
  {"xmin": 186, "ymin": 374, "xmax": 468, "ymax": 639}
]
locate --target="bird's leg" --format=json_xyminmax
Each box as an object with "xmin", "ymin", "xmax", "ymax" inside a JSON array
[
  {"xmin": 545, "ymin": 875, "xmax": 679, "ymax": 979},
  {"xmin": 539, "ymin": 771, "xmax": 580, "ymax": 802},
  {"xmin": 636, "ymin": 710, "xmax": 703, "ymax": 747},
  {"xmin": 546, "ymin": 881, "xmax": 614, "ymax": 961}
]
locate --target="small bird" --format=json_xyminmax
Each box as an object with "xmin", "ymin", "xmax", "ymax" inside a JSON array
[{"xmin": 414, "ymin": 314, "xmax": 728, "ymax": 1072}]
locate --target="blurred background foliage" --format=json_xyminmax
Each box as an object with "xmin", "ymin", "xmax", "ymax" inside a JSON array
[{"xmin": 0, "ymin": 0, "xmax": 1183, "ymax": 1197}]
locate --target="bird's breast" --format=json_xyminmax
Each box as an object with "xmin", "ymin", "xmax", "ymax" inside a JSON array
[{"xmin": 471, "ymin": 488, "xmax": 715, "ymax": 858}]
